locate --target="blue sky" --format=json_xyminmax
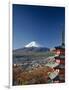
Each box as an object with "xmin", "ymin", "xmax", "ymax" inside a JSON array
[{"xmin": 13, "ymin": 4, "xmax": 65, "ymax": 49}]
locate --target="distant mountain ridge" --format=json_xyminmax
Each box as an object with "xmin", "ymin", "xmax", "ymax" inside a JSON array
[{"xmin": 13, "ymin": 47, "xmax": 50, "ymax": 53}]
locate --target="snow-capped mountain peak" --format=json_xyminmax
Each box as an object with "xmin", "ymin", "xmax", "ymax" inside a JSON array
[{"xmin": 25, "ymin": 41, "xmax": 40, "ymax": 48}]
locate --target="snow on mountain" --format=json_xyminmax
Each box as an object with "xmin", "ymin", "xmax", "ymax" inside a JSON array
[{"xmin": 25, "ymin": 41, "xmax": 40, "ymax": 48}]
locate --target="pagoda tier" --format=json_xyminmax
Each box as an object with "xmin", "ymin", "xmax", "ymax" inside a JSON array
[
  {"xmin": 55, "ymin": 55, "xmax": 65, "ymax": 65},
  {"xmin": 54, "ymin": 65, "xmax": 65, "ymax": 69},
  {"xmin": 55, "ymin": 46, "xmax": 65, "ymax": 55}
]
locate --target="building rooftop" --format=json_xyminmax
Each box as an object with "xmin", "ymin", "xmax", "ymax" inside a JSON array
[
  {"xmin": 55, "ymin": 55, "xmax": 65, "ymax": 60},
  {"xmin": 55, "ymin": 45, "xmax": 65, "ymax": 50}
]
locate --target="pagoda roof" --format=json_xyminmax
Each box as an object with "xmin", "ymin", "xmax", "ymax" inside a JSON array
[
  {"xmin": 55, "ymin": 45, "xmax": 65, "ymax": 50},
  {"xmin": 55, "ymin": 55, "xmax": 65, "ymax": 60},
  {"xmin": 54, "ymin": 64, "xmax": 65, "ymax": 69}
]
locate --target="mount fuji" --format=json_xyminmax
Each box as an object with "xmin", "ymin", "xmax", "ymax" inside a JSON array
[
  {"xmin": 25, "ymin": 41, "xmax": 41, "ymax": 48},
  {"xmin": 13, "ymin": 41, "xmax": 50, "ymax": 55}
]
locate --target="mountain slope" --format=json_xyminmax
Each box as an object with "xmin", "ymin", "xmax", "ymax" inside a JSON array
[{"xmin": 13, "ymin": 41, "xmax": 50, "ymax": 55}]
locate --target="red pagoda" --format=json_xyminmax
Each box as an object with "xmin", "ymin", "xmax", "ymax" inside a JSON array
[{"xmin": 53, "ymin": 30, "xmax": 65, "ymax": 83}]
